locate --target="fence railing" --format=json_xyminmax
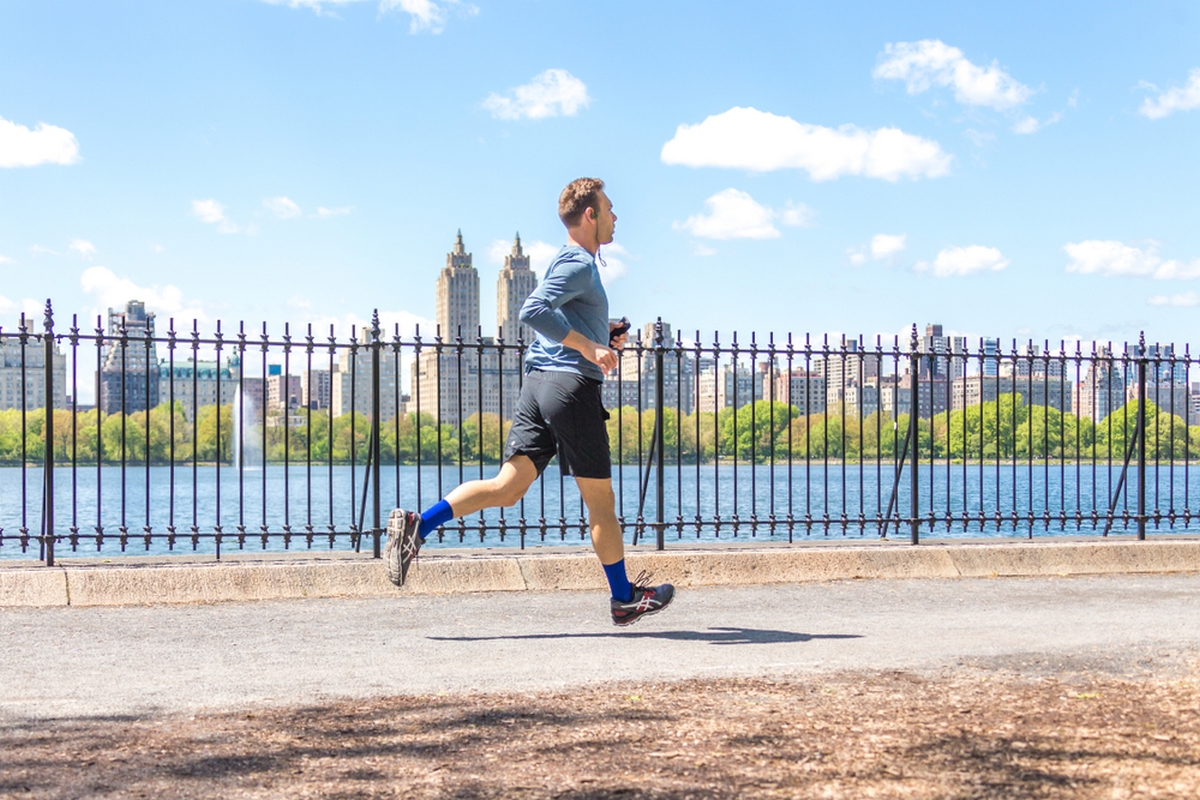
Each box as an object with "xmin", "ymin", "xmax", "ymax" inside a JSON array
[{"xmin": 2, "ymin": 302, "xmax": 1198, "ymax": 564}]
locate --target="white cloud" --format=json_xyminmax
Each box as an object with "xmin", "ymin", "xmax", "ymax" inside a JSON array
[
  {"xmin": 483, "ymin": 69, "xmax": 590, "ymax": 120},
  {"xmin": 1139, "ymin": 69, "xmax": 1200, "ymax": 120},
  {"xmin": 870, "ymin": 233, "xmax": 907, "ymax": 260},
  {"xmin": 315, "ymin": 205, "xmax": 353, "ymax": 218},
  {"xmin": 81, "ymin": 266, "xmax": 208, "ymax": 323},
  {"xmin": 690, "ymin": 243, "xmax": 717, "ymax": 257},
  {"xmin": 661, "ymin": 107, "xmax": 952, "ymax": 182},
  {"xmin": 1148, "ymin": 291, "xmax": 1199, "ymax": 307},
  {"xmin": 381, "ymin": 0, "xmax": 477, "ymax": 33},
  {"xmin": 778, "ymin": 200, "xmax": 815, "ymax": 228},
  {"xmin": 525, "ymin": 241, "xmax": 561, "ymax": 279},
  {"xmin": 915, "ymin": 245, "xmax": 1009, "ymax": 277},
  {"xmin": 596, "ymin": 242, "xmax": 631, "ymax": 287},
  {"xmin": 1063, "ymin": 240, "xmax": 1200, "ymax": 280},
  {"xmin": 263, "ymin": 196, "xmax": 302, "ymax": 219},
  {"xmin": 1012, "ymin": 111, "xmax": 1063, "ymax": 135},
  {"xmin": 964, "ymin": 129, "xmax": 996, "ymax": 147},
  {"xmin": 0, "ymin": 296, "xmax": 45, "ymax": 323},
  {"xmin": 675, "ymin": 189, "xmax": 780, "ymax": 240},
  {"xmin": 674, "ymin": 189, "xmax": 814, "ymax": 240},
  {"xmin": 0, "ymin": 254, "xmax": 12, "ymax": 264},
  {"xmin": 29, "ymin": 245, "xmax": 61, "ymax": 256},
  {"xmin": 851, "ymin": 233, "xmax": 908, "ymax": 264},
  {"xmin": 69, "ymin": 239, "xmax": 97, "ymax": 259},
  {"xmin": 262, "ymin": 0, "xmax": 359, "ymax": 12},
  {"xmin": 0, "ymin": 115, "xmax": 81, "ymax": 168},
  {"xmin": 191, "ymin": 199, "xmax": 239, "ymax": 234},
  {"xmin": 262, "ymin": 0, "xmax": 474, "ymax": 32},
  {"xmin": 874, "ymin": 40, "xmax": 1033, "ymax": 110}
]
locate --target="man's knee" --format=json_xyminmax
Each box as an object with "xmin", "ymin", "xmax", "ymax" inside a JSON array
[{"xmin": 492, "ymin": 463, "xmax": 536, "ymax": 506}]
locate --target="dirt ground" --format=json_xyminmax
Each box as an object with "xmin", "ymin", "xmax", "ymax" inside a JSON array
[{"xmin": 3, "ymin": 668, "xmax": 1200, "ymax": 799}]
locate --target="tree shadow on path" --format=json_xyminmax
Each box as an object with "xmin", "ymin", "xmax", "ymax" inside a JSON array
[{"xmin": 428, "ymin": 627, "xmax": 862, "ymax": 645}]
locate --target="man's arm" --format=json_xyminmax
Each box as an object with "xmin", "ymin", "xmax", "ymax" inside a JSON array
[
  {"xmin": 518, "ymin": 256, "xmax": 618, "ymax": 371},
  {"xmin": 560, "ymin": 330, "xmax": 618, "ymax": 373}
]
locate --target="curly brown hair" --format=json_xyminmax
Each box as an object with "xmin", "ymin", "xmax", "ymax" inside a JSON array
[{"xmin": 557, "ymin": 177, "xmax": 605, "ymax": 227}]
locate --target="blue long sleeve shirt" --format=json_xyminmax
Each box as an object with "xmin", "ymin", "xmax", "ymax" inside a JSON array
[{"xmin": 519, "ymin": 245, "xmax": 609, "ymax": 381}]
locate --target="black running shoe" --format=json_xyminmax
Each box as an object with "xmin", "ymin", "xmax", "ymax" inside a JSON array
[
  {"xmin": 611, "ymin": 571, "xmax": 675, "ymax": 626},
  {"xmin": 385, "ymin": 508, "xmax": 422, "ymax": 587}
]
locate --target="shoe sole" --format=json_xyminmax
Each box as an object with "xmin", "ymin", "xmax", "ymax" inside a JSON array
[
  {"xmin": 612, "ymin": 591, "xmax": 675, "ymax": 627},
  {"xmin": 385, "ymin": 509, "xmax": 415, "ymax": 587}
]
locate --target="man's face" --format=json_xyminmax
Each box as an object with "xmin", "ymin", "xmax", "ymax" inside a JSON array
[{"xmin": 593, "ymin": 190, "xmax": 616, "ymax": 245}]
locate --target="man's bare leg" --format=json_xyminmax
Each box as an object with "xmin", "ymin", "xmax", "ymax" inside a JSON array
[
  {"xmin": 443, "ymin": 455, "xmax": 538, "ymax": 518},
  {"xmin": 385, "ymin": 456, "xmax": 538, "ymax": 587},
  {"xmin": 575, "ymin": 476, "xmax": 624, "ymax": 565},
  {"xmin": 577, "ymin": 474, "xmax": 675, "ymax": 624}
]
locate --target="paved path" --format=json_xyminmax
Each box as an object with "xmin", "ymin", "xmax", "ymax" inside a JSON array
[{"xmin": 2, "ymin": 573, "xmax": 1198, "ymax": 722}]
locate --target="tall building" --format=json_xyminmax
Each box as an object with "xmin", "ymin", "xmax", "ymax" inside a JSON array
[
  {"xmin": 99, "ymin": 300, "xmax": 160, "ymax": 414},
  {"xmin": 300, "ymin": 369, "xmax": 332, "ymax": 410},
  {"xmin": 1073, "ymin": 348, "xmax": 1124, "ymax": 423},
  {"xmin": 496, "ymin": 233, "xmax": 537, "ymax": 346},
  {"xmin": 0, "ymin": 324, "xmax": 67, "ymax": 411},
  {"xmin": 981, "ymin": 338, "xmax": 1001, "ymax": 377},
  {"xmin": 437, "ymin": 229, "xmax": 479, "ymax": 338},
  {"xmin": 496, "ymin": 233, "xmax": 538, "ymax": 416},
  {"xmin": 266, "ymin": 364, "xmax": 303, "ymax": 411},
  {"xmin": 773, "ymin": 369, "xmax": 826, "ymax": 416},
  {"xmin": 694, "ymin": 358, "xmax": 764, "ymax": 412},
  {"xmin": 815, "ymin": 336, "xmax": 881, "ymax": 409},
  {"xmin": 952, "ymin": 373, "xmax": 1073, "ymax": 413},
  {"xmin": 157, "ymin": 357, "xmax": 239, "ymax": 420},
  {"xmin": 920, "ymin": 323, "xmax": 967, "ymax": 379},
  {"xmin": 332, "ymin": 346, "xmax": 400, "ymax": 421},
  {"xmin": 414, "ymin": 231, "xmax": 537, "ymax": 425}
]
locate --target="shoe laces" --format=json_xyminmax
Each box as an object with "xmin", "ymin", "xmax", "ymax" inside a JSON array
[{"xmin": 629, "ymin": 569, "xmax": 655, "ymax": 591}]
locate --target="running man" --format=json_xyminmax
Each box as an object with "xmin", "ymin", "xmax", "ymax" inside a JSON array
[{"xmin": 385, "ymin": 178, "xmax": 675, "ymax": 626}]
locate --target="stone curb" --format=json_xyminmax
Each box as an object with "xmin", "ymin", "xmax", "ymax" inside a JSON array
[{"xmin": 2, "ymin": 539, "xmax": 1200, "ymax": 608}]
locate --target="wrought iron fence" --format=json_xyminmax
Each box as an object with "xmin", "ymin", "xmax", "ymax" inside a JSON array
[{"xmin": 2, "ymin": 301, "xmax": 1198, "ymax": 564}]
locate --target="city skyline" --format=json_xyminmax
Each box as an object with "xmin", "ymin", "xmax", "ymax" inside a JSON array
[{"xmin": 1, "ymin": 2, "xmax": 1197, "ymax": 349}]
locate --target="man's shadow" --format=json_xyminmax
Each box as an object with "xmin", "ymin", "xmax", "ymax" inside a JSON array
[{"xmin": 429, "ymin": 627, "xmax": 862, "ymax": 646}]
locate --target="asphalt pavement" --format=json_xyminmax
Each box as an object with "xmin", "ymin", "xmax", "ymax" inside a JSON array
[{"xmin": 2, "ymin": 573, "xmax": 1198, "ymax": 722}]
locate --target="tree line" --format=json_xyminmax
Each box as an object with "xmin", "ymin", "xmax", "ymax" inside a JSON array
[{"xmin": 0, "ymin": 393, "xmax": 1196, "ymax": 466}]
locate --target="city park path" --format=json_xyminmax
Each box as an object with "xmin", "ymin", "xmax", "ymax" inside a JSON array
[{"xmin": 2, "ymin": 544, "xmax": 1200, "ymax": 797}]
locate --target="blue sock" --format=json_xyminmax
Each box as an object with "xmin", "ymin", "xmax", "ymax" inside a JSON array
[
  {"xmin": 418, "ymin": 499, "xmax": 454, "ymax": 540},
  {"xmin": 603, "ymin": 559, "xmax": 633, "ymax": 603}
]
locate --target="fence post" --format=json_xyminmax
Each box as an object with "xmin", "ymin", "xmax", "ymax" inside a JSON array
[
  {"xmin": 909, "ymin": 324, "xmax": 920, "ymax": 545},
  {"xmin": 1137, "ymin": 332, "xmax": 1147, "ymax": 541},
  {"xmin": 654, "ymin": 317, "xmax": 665, "ymax": 551},
  {"xmin": 371, "ymin": 310, "xmax": 383, "ymax": 558},
  {"xmin": 42, "ymin": 300, "xmax": 55, "ymax": 567}
]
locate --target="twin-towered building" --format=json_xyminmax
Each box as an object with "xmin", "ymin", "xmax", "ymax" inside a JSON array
[{"xmin": 412, "ymin": 232, "xmax": 538, "ymax": 426}]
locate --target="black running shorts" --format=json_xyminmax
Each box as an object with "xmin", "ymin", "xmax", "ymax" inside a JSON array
[{"xmin": 503, "ymin": 369, "xmax": 611, "ymax": 479}]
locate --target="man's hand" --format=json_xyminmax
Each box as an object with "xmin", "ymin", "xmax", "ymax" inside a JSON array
[
  {"xmin": 562, "ymin": 330, "xmax": 619, "ymax": 373},
  {"xmin": 585, "ymin": 342, "xmax": 619, "ymax": 373},
  {"xmin": 608, "ymin": 317, "xmax": 631, "ymax": 351}
]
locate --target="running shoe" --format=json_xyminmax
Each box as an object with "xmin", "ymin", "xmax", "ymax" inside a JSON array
[
  {"xmin": 384, "ymin": 508, "xmax": 422, "ymax": 587},
  {"xmin": 611, "ymin": 570, "xmax": 675, "ymax": 626}
]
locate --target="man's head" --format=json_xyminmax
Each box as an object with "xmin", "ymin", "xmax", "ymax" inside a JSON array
[{"xmin": 559, "ymin": 177, "xmax": 616, "ymax": 253}]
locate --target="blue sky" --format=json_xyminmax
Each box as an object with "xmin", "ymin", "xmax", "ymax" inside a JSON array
[{"xmin": 1, "ymin": 0, "xmax": 1198, "ymax": 355}]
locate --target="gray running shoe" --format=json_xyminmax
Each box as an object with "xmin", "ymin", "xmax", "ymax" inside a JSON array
[
  {"xmin": 610, "ymin": 570, "xmax": 675, "ymax": 626},
  {"xmin": 385, "ymin": 508, "xmax": 422, "ymax": 587}
]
